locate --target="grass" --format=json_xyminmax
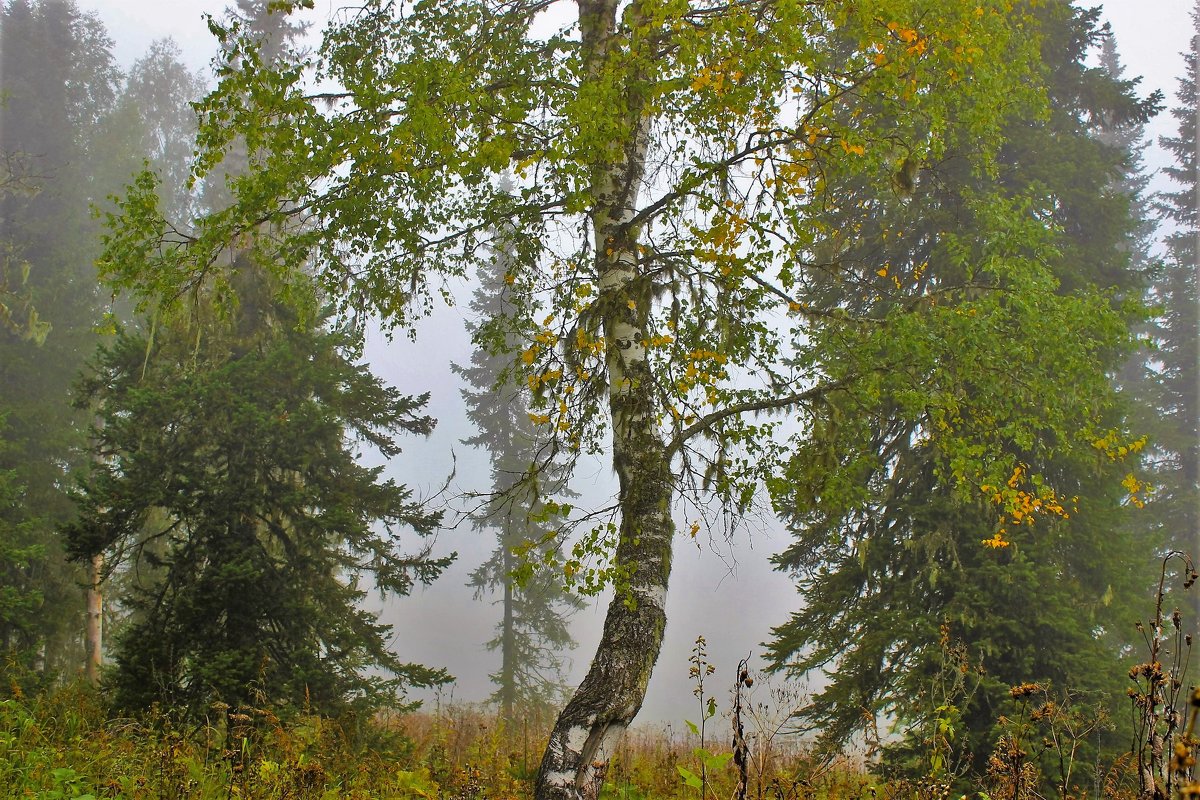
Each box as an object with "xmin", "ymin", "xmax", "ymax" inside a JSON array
[
  {"xmin": 0, "ymin": 678, "xmax": 873, "ymax": 800},
  {"xmin": 0, "ymin": 679, "xmax": 1163, "ymax": 800},
  {"xmin": 4, "ymin": 552, "xmax": 1197, "ymax": 800}
]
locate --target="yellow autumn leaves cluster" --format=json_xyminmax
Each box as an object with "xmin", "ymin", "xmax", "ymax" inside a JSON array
[
  {"xmin": 980, "ymin": 465, "xmax": 1073, "ymax": 549},
  {"xmin": 980, "ymin": 439, "xmax": 1154, "ymax": 548}
]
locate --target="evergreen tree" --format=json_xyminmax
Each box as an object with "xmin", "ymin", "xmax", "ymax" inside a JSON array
[
  {"xmin": 63, "ymin": 2, "xmax": 452, "ymax": 715},
  {"xmin": 197, "ymin": 0, "xmax": 307, "ymax": 215},
  {"xmin": 64, "ymin": 291, "xmax": 453, "ymax": 716},
  {"xmin": 455, "ymin": 228, "xmax": 584, "ymax": 723},
  {"xmin": 0, "ymin": 155, "xmax": 48, "ymax": 343},
  {"xmin": 1146, "ymin": 4, "xmax": 1200, "ymax": 580},
  {"xmin": 766, "ymin": 5, "xmax": 1158, "ymax": 782},
  {"xmin": 1095, "ymin": 31, "xmax": 1157, "ymax": 289},
  {"xmin": 0, "ymin": 0, "xmax": 123, "ymax": 677}
]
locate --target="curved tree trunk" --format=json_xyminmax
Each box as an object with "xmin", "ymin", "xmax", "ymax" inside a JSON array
[
  {"xmin": 535, "ymin": 3, "xmax": 668, "ymax": 798},
  {"xmin": 534, "ymin": 483, "xmax": 673, "ymax": 800}
]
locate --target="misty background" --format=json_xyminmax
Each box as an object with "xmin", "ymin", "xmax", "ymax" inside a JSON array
[{"xmin": 13, "ymin": 0, "xmax": 1195, "ymax": 726}]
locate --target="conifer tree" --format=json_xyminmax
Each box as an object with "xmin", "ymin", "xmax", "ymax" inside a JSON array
[
  {"xmin": 766, "ymin": 5, "xmax": 1159, "ymax": 780},
  {"xmin": 64, "ymin": 289, "xmax": 453, "ymax": 716},
  {"xmin": 0, "ymin": 0, "xmax": 123, "ymax": 677},
  {"xmin": 1096, "ymin": 32, "xmax": 1157, "ymax": 287},
  {"xmin": 1147, "ymin": 5, "xmax": 1200, "ymax": 579},
  {"xmin": 64, "ymin": 2, "xmax": 456, "ymax": 716},
  {"xmin": 456, "ymin": 226, "xmax": 584, "ymax": 723}
]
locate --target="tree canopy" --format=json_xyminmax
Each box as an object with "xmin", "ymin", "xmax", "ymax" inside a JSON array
[
  {"xmin": 765, "ymin": 5, "xmax": 1160, "ymax": 776},
  {"xmin": 99, "ymin": 2, "xmax": 1149, "ymax": 796}
]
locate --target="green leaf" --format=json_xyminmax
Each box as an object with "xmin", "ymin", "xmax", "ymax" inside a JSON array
[{"xmin": 676, "ymin": 766, "xmax": 703, "ymax": 789}]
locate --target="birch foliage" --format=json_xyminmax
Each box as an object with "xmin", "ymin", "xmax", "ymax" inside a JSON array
[{"xmin": 102, "ymin": 0, "xmax": 1131, "ymax": 552}]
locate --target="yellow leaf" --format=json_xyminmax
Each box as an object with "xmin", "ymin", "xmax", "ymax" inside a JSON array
[{"xmin": 982, "ymin": 530, "xmax": 1010, "ymax": 549}]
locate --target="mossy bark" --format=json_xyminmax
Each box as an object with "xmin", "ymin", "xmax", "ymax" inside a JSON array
[{"xmin": 534, "ymin": 3, "xmax": 670, "ymax": 798}]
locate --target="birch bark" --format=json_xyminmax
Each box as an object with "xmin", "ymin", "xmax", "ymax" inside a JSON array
[{"xmin": 535, "ymin": 3, "xmax": 671, "ymax": 799}]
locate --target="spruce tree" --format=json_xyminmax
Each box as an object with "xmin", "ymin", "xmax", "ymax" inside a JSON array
[
  {"xmin": 1148, "ymin": 4, "xmax": 1200, "ymax": 580},
  {"xmin": 1096, "ymin": 32, "xmax": 1157, "ymax": 288},
  {"xmin": 62, "ymin": 1, "xmax": 454, "ymax": 716},
  {"xmin": 456, "ymin": 227, "xmax": 584, "ymax": 723},
  {"xmin": 766, "ymin": 5, "xmax": 1158, "ymax": 782},
  {"xmin": 64, "ymin": 289, "xmax": 453, "ymax": 716},
  {"xmin": 0, "ymin": 0, "xmax": 123, "ymax": 677}
]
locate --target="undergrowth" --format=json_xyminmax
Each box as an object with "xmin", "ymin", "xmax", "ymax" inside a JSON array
[{"xmin": 2, "ymin": 554, "xmax": 1198, "ymax": 800}]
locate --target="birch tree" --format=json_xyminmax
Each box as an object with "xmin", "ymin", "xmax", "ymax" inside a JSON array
[{"xmin": 100, "ymin": 1, "xmax": 1143, "ymax": 797}]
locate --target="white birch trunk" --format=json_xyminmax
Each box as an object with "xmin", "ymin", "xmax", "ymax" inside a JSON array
[{"xmin": 535, "ymin": 3, "xmax": 670, "ymax": 798}]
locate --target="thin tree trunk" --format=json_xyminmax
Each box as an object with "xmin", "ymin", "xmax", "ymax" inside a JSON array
[
  {"xmin": 535, "ymin": 4, "xmax": 667, "ymax": 798},
  {"xmin": 502, "ymin": 528, "xmax": 517, "ymax": 725},
  {"xmin": 85, "ymin": 552, "xmax": 103, "ymax": 686}
]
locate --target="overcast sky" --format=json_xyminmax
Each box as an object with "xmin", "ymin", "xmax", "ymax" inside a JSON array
[{"xmin": 73, "ymin": 0, "xmax": 1199, "ymax": 726}]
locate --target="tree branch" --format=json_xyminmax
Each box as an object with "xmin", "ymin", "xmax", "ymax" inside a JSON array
[{"xmin": 665, "ymin": 377, "xmax": 851, "ymax": 458}]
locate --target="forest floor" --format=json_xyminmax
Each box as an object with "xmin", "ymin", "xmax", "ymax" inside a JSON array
[
  {"xmin": 0, "ymin": 670, "xmax": 1156, "ymax": 800},
  {"xmin": 0, "ymin": 680, "xmax": 882, "ymax": 800}
]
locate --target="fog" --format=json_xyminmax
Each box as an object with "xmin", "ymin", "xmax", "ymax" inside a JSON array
[
  {"xmin": 359, "ymin": 293, "xmax": 798, "ymax": 723},
  {"xmin": 69, "ymin": 0, "xmax": 1196, "ymax": 726}
]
